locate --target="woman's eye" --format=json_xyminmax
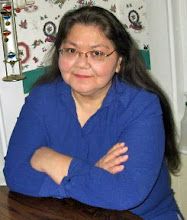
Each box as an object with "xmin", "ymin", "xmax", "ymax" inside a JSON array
[
  {"xmin": 65, "ymin": 48, "xmax": 77, "ymax": 54},
  {"xmin": 92, "ymin": 50, "xmax": 105, "ymax": 57}
]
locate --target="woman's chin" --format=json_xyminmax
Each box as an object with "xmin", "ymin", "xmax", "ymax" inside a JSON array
[{"xmin": 72, "ymin": 88, "xmax": 95, "ymax": 96}]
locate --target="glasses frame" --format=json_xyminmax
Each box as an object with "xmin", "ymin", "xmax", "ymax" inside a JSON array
[{"xmin": 58, "ymin": 48, "xmax": 116, "ymax": 62}]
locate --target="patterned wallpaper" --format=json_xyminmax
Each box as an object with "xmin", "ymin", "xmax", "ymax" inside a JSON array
[{"xmin": 14, "ymin": 0, "xmax": 150, "ymax": 93}]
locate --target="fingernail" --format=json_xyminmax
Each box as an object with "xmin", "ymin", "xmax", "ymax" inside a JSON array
[
  {"xmin": 123, "ymin": 155, "xmax": 128, "ymax": 159},
  {"xmin": 121, "ymin": 146, "xmax": 128, "ymax": 151}
]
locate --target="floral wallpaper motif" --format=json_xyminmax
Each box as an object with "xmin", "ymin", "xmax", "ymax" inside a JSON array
[
  {"xmin": 44, "ymin": 0, "xmax": 67, "ymax": 9},
  {"xmin": 14, "ymin": 0, "xmax": 150, "ymax": 93}
]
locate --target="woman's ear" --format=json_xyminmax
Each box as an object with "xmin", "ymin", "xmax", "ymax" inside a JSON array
[{"xmin": 115, "ymin": 57, "xmax": 123, "ymax": 73}]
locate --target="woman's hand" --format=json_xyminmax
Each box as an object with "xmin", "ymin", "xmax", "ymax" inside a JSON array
[
  {"xmin": 95, "ymin": 142, "xmax": 128, "ymax": 174},
  {"xmin": 30, "ymin": 147, "xmax": 72, "ymax": 184}
]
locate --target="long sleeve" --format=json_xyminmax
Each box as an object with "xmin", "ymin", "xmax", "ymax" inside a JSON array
[
  {"xmin": 64, "ymin": 96, "xmax": 165, "ymax": 210},
  {"xmin": 3, "ymin": 86, "xmax": 65, "ymax": 197},
  {"xmin": 4, "ymin": 81, "xmax": 174, "ymax": 216},
  {"xmin": 39, "ymin": 94, "xmax": 166, "ymax": 211}
]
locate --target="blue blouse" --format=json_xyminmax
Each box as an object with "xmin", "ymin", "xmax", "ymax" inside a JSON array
[{"xmin": 4, "ymin": 77, "xmax": 180, "ymax": 219}]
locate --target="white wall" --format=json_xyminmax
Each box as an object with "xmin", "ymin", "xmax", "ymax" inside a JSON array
[
  {"xmin": 146, "ymin": 0, "xmax": 173, "ymax": 97},
  {"xmin": 176, "ymin": 0, "xmax": 187, "ymax": 95},
  {"xmin": 0, "ymin": 132, "xmax": 5, "ymax": 185},
  {"xmin": 146, "ymin": 0, "xmax": 184, "ymax": 125},
  {"xmin": 171, "ymin": 0, "xmax": 187, "ymax": 121},
  {"xmin": 146, "ymin": 0, "xmax": 187, "ymax": 218}
]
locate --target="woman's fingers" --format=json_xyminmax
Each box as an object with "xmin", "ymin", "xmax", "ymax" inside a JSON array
[
  {"xmin": 100, "ymin": 154, "xmax": 128, "ymax": 173},
  {"xmin": 107, "ymin": 142, "xmax": 125, "ymax": 154},
  {"xmin": 109, "ymin": 165, "xmax": 125, "ymax": 174},
  {"xmin": 102, "ymin": 154, "xmax": 128, "ymax": 174},
  {"xmin": 104, "ymin": 145, "xmax": 128, "ymax": 163},
  {"xmin": 95, "ymin": 143, "xmax": 128, "ymax": 174},
  {"xmin": 106, "ymin": 154, "xmax": 129, "ymax": 168}
]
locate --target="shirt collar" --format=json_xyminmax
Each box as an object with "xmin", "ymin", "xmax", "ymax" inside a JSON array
[{"xmin": 56, "ymin": 75, "xmax": 125, "ymax": 108}]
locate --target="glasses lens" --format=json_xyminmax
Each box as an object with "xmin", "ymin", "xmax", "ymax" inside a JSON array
[
  {"xmin": 60, "ymin": 48, "xmax": 77, "ymax": 58},
  {"xmin": 59, "ymin": 49, "xmax": 115, "ymax": 62},
  {"xmin": 89, "ymin": 51, "xmax": 106, "ymax": 61}
]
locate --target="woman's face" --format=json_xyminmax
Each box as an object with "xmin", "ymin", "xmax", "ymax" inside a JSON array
[{"xmin": 58, "ymin": 24, "xmax": 122, "ymax": 97}]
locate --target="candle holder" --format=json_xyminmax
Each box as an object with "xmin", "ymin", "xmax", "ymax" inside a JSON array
[{"xmin": 0, "ymin": 0, "xmax": 25, "ymax": 81}]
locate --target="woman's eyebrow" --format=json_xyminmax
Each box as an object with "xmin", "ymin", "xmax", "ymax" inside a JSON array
[
  {"xmin": 91, "ymin": 44, "xmax": 110, "ymax": 49},
  {"xmin": 62, "ymin": 40, "xmax": 77, "ymax": 46},
  {"xmin": 62, "ymin": 40, "xmax": 110, "ymax": 49}
]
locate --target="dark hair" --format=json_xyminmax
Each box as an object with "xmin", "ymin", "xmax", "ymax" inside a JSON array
[{"xmin": 35, "ymin": 6, "xmax": 181, "ymax": 174}]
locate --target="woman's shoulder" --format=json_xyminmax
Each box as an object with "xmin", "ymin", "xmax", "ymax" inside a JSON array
[
  {"xmin": 116, "ymin": 80, "xmax": 162, "ymax": 117},
  {"xmin": 24, "ymin": 79, "xmax": 63, "ymax": 110},
  {"xmin": 29, "ymin": 78, "xmax": 63, "ymax": 99},
  {"xmin": 31, "ymin": 80, "xmax": 59, "ymax": 94},
  {"xmin": 118, "ymin": 80, "xmax": 159, "ymax": 104}
]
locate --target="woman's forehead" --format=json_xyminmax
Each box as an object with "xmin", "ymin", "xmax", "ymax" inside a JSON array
[{"xmin": 63, "ymin": 24, "xmax": 113, "ymax": 46}]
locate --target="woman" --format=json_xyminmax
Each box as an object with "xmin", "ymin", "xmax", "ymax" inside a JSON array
[{"xmin": 4, "ymin": 6, "xmax": 183, "ymax": 219}]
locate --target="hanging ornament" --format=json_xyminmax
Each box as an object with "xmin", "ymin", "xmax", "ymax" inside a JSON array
[
  {"xmin": 3, "ymin": 30, "xmax": 11, "ymax": 37},
  {"xmin": 7, "ymin": 52, "xmax": 16, "ymax": 59},
  {"xmin": 3, "ymin": 5, "xmax": 12, "ymax": 12},
  {"xmin": 3, "ymin": 15, "xmax": 11, "ymax": 26},
  {"xmin": 0, "ymin": 1, "xmax": 27, "ymax": 82},
  {"xmin": 3, "ymin": 30, "xmax": 11, "ymax": 42},
  {"xmin": 1, "ymin": 10, "xmax": 11, "ymax": 16}
]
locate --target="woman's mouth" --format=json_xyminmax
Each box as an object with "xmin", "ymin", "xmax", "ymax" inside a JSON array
[{"xmin": 74, "ymin": 74, "xmax": 92, "ymax": 78}]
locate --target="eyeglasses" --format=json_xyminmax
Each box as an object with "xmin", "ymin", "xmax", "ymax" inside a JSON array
[{"xmin": 58, "ymin": 48, "xmax": 116, "ymax": 62}]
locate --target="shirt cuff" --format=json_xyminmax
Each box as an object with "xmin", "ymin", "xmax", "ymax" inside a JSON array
[{"xmin": 39, "ymin": 175, "xmax": 67, "ymax": 198}]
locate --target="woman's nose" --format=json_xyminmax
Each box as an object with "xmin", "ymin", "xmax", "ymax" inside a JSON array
[{"xmin": 75, "ymin": 52, "xmax": 91, "ymax": 68}]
